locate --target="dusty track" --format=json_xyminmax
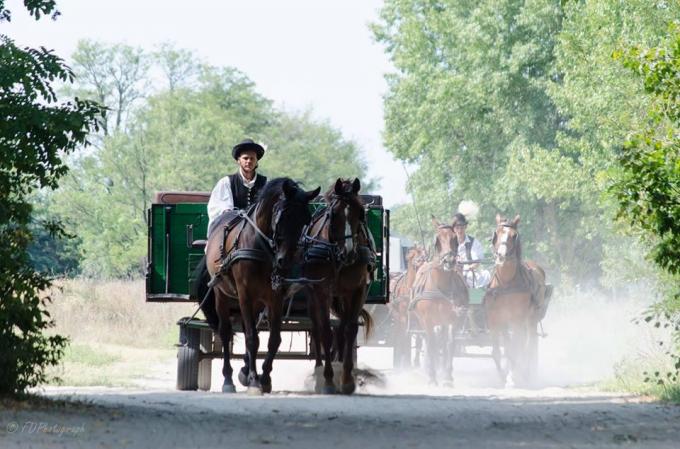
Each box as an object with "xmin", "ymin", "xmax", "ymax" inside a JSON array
[{"xmin": 2, "ymin": 386, "xmax": 679, "ymax": 449}]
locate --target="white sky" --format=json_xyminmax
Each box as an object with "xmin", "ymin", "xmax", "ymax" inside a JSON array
[{"xmin": 3, "ymin": 0, "xmax": 409, "ymax": 206}]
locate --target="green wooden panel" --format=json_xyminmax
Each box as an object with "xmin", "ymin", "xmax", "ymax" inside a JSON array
[
  {"xmin": 469, "ymin": 288, "xmax": 485, "ymax": 305},
  {"xmin": 147, "ymin": 201, "xmax": 387, "ymax": 302}
]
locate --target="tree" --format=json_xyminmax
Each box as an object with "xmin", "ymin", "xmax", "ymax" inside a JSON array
[
  {"xmin": 53, "ymin": 51, "xmax": 372, "ymax": 277},
  {"xmin": 64, "ymin": 39, "xmax": 150, "ymax": 138},
  {"xmin": 0, "ymin": 0, "xmax": 102, "ymax": 395},
  {"xmin": 263, "ymin": 109, "xmax": 373, "ymax": 192},
  {"xmin": 374, "ymin": 0, "xmax": 680, "ymax": 287},
  {"xmin": 613, "ymin": 23, "xmax": 680, "ymax": 296}
]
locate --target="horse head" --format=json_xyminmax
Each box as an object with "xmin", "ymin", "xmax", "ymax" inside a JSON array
[
  {"xmin": 492, "ymin": 213, "xmax": 521, "ymax": 266},
  {"xmin": 262, "ymin": 178, "xmax": 321, "ymax": 272},
  {"xmin": 431, "ymin": 216, "xmax": 457, "ymax": 271},
  {"xmin": 323, "ymin": 177, "xmax": 365, "ymax": 262},
  {"xmin": 406, "ymin": 245, "xmax": 427, "ymax": 271}
]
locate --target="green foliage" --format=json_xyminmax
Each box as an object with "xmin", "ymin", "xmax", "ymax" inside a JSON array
[
  {"xmin": 374, "ymin": 0, "xmax": 679, "ymax": 288},
  {"xmin": 50, "ymin": 41, "xmax": 371, "ymax": 277},
  {"xmin": 0, "ymin": 0, "xmax": 102, "ymax": 395},
  {"xmin": 613, "ymin": 24, "xmax": 680, "ymax": 277}
]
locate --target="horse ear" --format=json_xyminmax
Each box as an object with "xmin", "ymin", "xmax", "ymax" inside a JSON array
[
  {"xmin": 334, "ymin": 178, "xmax": 343, "ymax": 195},
  {"xmin": 306, "ymin": 186, "xmax": 321, "ymax": 201},
  {"xmin": 512, "ymin": 214, "xmax": 521, "ymax": 227},
  {"xmin": 282, "ymin": 180, "xmax": 296, "ymax": 199},
  {"xmin": 495, "ymin": 213, "xmax": 502, "ymax": 225},
  {"xmin": 431, "ymin": 215, "xmax": 440, "ymax": 228},
  {"xmin": 351, "ymin": 178, "xmax": 361, "ymax": 194}
]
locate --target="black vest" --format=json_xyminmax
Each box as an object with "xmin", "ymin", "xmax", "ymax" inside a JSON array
[{"xmin": 229, "ymin": 172, "xmax": 267, "ymax": 209}]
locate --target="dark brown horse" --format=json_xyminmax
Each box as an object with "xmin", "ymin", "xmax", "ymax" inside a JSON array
[
  {"xmin": 205, "ymin": 178, "xmax": 320, "ymax": 394},
  {"xmin": 484, "ymin": 214, "xmax": 549, "ymax": 386},
  {"xmin": 390, "ymin": 245, "xmax": 427, "ymax": 368},
  {"xmin": 301, "ymin": 178, "xmax": 375, "ymax": 394},
  {"xmin": 410, "ymin": 218, "xmax": 469, "ymax": 386}
]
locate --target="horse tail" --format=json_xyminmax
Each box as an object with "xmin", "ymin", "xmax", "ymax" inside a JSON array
[
  {"xmin": 360, "ymin": 308, "xmax": 374, "ymax": 340},
  {"xmin": 191, "ymin": 255, "xmax": 220, "ymax": 333}
]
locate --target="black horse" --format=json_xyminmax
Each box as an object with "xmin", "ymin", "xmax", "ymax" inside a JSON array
[{"xmin": 198, "ymin": 178, "xmax": 319, "ymax": 394}]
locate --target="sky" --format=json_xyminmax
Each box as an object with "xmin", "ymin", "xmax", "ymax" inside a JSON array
[{"xmin": 3, "ymin": 0, "xmax": 410, "ymax": 206}]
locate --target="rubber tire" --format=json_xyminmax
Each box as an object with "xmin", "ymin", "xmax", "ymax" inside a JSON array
[
  {"xmin": 177, "ymin": 325, "xmax": 200, "ymax": 391},
  {"xmin": 197, "ymin": 329, "xmax": 212, "ymax": 391}
]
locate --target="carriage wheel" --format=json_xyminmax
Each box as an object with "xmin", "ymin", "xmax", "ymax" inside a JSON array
[
  {"xmin": 177, "ymin": 324, "xmax": 200, "ymax": 391},
  {"xmin": 197, "ymin": 328, "xmax": 213, "ymax": 391}
]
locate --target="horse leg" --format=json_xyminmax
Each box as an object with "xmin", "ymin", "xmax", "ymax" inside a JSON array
[
  {"xmin": 441, "ymin": 323, "xmax": 454, "ymax": 388},
  {"xmin": 424, "ymin": 324, "xmax": 438, "ymax": 386},
  {"xmin": 340, "ymin": 289, "xmax": 364, "ymax": 395},
  {"xmin": 260, "ymin": 299, "xmax": 283, "ymax": 394},
  {"xmin": 239, "ymin": 296, "xmax": 262, "ymax": 395},
  {"xmin": 527, "ymin": 319, "xmax": 539, "ymax": 387},
  {"xmin": 215, "ymin": 291, "xmax": 235, "ymax": 393},
  {"xmin": 334, "ymin": 304, "xmax": 346, "ymax": 363},
  {"xmin": 490, "ymin": 329, "xmax": 507, "ymax": 385},
  {"xmin": 316, "ymin": 289, "xmax": 336, "ymax": 394},
  {"xmin": 238, "ymin": 319, "xmax": 250, "ymax": 387},
  {"xmin": 413, "ymin": 334, "xmax": 422, "ymax": 368}
]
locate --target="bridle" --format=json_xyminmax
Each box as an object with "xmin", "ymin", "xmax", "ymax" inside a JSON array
[
  {"xmin": 301, "ymin": 193, "xmax": 362, "ymax": 269},
  {"xmin": 492, "ymin": 223, "xmax": 521, "ymax": 265},
  {"xmin": 434, "ymin": 224, "xmax": 456, "ymax": 271}
]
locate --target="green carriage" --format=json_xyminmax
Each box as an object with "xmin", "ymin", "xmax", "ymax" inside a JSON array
[{"xmin": 145, "ymin": 191, "xmax": 390, "ymax": 391}]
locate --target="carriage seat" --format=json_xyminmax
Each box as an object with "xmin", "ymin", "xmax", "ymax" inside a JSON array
[{"xmin": 152, "ymin": 191, "xmax": 210, "ymax": 204}]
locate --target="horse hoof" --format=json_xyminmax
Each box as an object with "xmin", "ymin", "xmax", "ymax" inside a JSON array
[
  {"xmin": 261, "ymin": 382, "xmax": 272, "ymax": 394},
  {"xmin": 222, "ymin": 384, "xmax": 236, "ymax": 393},
  {"xmin": 340, "ymin": 383, "xmax": 356, "ymax": 395},
  {"xmin": 238, "ymin": 369, "xmax": 248, "ymax": 387},
  {"xmin": 247, "ymin": 386, "xmax": 263, "ymax": 396},
  {"xmin": 442, "ymin": 380, "xmax": 454, "ymax": 388},
  {"xmin": 321, "ymin": 385, "xmax": 337, "ymax": 395}
]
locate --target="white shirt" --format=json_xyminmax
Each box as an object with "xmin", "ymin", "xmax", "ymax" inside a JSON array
[
  {"xmin": 458, "ymin": 234, "xmax": 490, "ymax": 288},
  {"xmin": 456, "ymin": 235, "xmax": 484, "ymax": 262},
  {"xmin": 207, "ymin": 170, "xmax": 258, "ymax": 232}
]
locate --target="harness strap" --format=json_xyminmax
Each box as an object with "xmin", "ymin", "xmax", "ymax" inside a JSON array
[
  {"xmin": 218, "ymin": 248, "xmax": 271, "ymax": 275},
  {"xmin": 238, "ymin": 206, "xmax": 275, "ymax": 253}
]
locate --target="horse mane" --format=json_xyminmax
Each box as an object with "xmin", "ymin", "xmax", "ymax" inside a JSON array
[{"xmin": 257, "ymin": 177, "xmax": 300, "ymax": 210}]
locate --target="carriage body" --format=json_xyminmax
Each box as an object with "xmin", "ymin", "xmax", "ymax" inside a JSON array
[
  {"xmin": 145, "ymin": 191, "xmax": 389, "ymax": 304},
  {"xmin": 144, "ymin": 191, "xmax": 390, "ymax": 390}
]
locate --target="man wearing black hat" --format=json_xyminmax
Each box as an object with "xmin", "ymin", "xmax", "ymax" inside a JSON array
[
  {"xmin": 207, "ymin": 139, "xmax": 268, "ymax": 236},
  {"xmin": 452, "ymin": 212, "xmax": 490, "ymax": 288}
]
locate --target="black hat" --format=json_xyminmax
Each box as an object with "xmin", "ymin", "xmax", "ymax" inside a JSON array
[
  {"xmin": 451, "ymin": 213, "xmax": 468, "ymax": 226},
  {"xmin": 232, "ymin": 139, "xmax": 265, "ymax": 160}
]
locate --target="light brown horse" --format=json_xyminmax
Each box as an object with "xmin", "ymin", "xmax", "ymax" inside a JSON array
[
  {"xmin": 390, "ymin": 245, "xmax": 427, "ymax": 368},
  {"xmin": 205, "ymin": 178, "xmax": 320, "ymax": 394},
  {"xmin": 410, "ymin": 218, "xmax": 469, "ymax": 386},
  {"xmin": 301, "ymin": 178, "xmax": 374, "ymax": 394},
  {"xmin": 484, "ymin": 214, "xmax": 549, "ymax": 387}
]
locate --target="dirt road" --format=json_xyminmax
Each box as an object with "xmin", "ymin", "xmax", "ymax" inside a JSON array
[
  {"xmin": 2, "ymin": 385, "xmax": 679, "ymax": 449},
  {"xmin": 3, "ymin": 302, "xmax": 679, "ymax": 449}
]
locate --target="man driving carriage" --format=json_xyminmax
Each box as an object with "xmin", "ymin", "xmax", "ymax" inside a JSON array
[
  {"xmin": 193, "ymin": 138, "xmax": 268, "ymax": 325},
  {"xmin": 452, "ymin": 212, "xmax": 491, "ymax": 288},
  {"xmin": 206, "ymin": 138, "xmax": 268, "ymax": 236}
]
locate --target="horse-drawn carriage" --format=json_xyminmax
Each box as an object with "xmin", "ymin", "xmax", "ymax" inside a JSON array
[
  {"xmin": 376, "ymin": 216, "xmax": 553, "ymax": 387},
  {"xmin": 145, "ymin": 184, "xmax": 390, "ymax": 392}
]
